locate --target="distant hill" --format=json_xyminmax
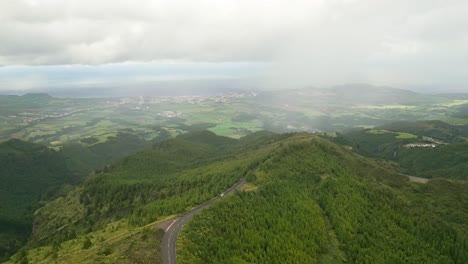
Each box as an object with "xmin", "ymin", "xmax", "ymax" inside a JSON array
[
  {"xmin": 253, "ymin": 84, "xmax": 458, "ymax": 131},
  {"xmin": 0, "ymin": 93, "xmax": 52, "ymax": 104},
  {"xmin": 0, "ymin": 93, "xmax": 55, "ymax": 116},
  {"xmin": 327, "ymin": 84, "xmax": 447, "ymax": 105},
  {"xmin": 59, "ymin": 133, "xmax": 151, "ymax": 179},
  {"xmin": 21, "ymin": 93, "xmax": 53, "ymax": 99},
  {"xmin": 328, "ymin": 120, "xmax": 468, "ymax": 180},
  {"xmin": 8, "ymin": 131, "xmax": 466, "ymax": 264},
  {"xmin": 437, "ymin": 93, "xmax": 468, "ymax": 99},
  {"xmin": 379, "ymin": 120, "xmax": 468, "ymax": 142},
  {"xmin": 259, "ymin": 84, "xmax": 451, "ymax": 108}
]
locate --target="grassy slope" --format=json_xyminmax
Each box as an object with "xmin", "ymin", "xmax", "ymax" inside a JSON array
[{"xmin": 14, "ymin": 218, "xmax": 165, "ymax": 264}]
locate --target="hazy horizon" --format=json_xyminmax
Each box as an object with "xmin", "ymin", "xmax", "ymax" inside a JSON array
[{"xmin": 1, "ymin": 1, "xmax": 467, "ymax": 94}]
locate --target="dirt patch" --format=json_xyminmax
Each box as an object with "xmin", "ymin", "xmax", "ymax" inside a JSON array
[
  {"xmin": 407, "ymin": 175, "xmax": 429, "ymax": 183},
  {"xmin": 156, "ymin": 218, "xmax": 178, "ymax": 232}
]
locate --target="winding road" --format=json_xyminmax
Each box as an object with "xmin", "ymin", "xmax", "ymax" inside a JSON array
[{"xmin": 162, "ymin": 178, "xmax": 246, "ymax": 264}]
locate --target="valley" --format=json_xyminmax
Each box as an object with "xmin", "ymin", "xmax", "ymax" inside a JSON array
[
  {"xmin": 2, "ymin": 86, "xmax": 468, "ymax": 148},
  {"xmin": 2, "ymin": 1, "xmax": 468, "ymax": 263},
  {"xmin": 1, "ymin": 86, "xmax": 467, "ymax": 264}
]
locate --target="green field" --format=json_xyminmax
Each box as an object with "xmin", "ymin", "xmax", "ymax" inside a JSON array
[{"xmin": 1, "ymin": 87, "xmax": 468, "ymax": 147}]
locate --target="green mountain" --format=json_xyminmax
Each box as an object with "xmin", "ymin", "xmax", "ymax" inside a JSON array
[
  {"xmin": 178, "ymin": 135, "xmax": 467, "ymax": 263},
  {"xmin": 5, "ymin": 131, "xmax": 466, "ymax": 263},
  {"xmin": 29, "ymin": 131, "xmax": 267, "ymax": 247}
]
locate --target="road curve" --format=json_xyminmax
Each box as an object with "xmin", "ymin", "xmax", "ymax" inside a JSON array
[{"xmin": 162, "ymin": 178, "xmax": 246, "ymax": 264}]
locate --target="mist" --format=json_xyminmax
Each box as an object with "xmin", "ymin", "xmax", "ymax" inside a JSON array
[{"xmin": 0, "ymin": 0, "xmax": 467, "ymax": 94}]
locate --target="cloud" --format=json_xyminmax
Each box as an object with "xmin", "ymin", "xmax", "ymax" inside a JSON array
[
  {"xmin": 263, "ymin": 0, "xmax": 468, "ymax": 88},
  {"xmin": 0, "ymin": 0, "xmax": 467, "ymax": 89},
  {"xmin": 0, "ymin": 62, "xmax": 267, "ymax": 92},
  {"xmin": 0, "ymin": 0, "xmax": 316, "ymax": 64}
]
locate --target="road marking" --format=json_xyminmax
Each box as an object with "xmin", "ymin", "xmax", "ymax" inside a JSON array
[{"xmin": 165, "ymin": 219, "xmax": 178, "ymax": 232}]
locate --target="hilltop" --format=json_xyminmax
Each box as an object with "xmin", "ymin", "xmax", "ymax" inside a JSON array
[{"xmin": 4, "ymin": 131, "xmax": 466, "ymax": 263}]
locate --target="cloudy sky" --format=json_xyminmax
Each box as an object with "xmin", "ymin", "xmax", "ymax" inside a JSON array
[{"xmin": 0, "ymin": 0, "xmax": 467, "ymax": 94}]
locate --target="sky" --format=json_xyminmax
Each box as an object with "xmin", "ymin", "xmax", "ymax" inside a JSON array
[{"xmin": 0, "ymin": 0, "xmax": 467, "ymax": 94}]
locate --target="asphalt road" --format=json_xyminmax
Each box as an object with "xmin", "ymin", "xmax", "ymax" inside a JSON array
[{"xmin": 162, "ymin": 178, "xmax": 246, "ymax": 264}]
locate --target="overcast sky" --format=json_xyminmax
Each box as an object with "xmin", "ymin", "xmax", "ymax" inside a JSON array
[{"xmin": 0, "ymin": 0, "xmax": 467, "ymax": 93}]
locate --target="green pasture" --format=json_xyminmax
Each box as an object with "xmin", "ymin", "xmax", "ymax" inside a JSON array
[
  {"xmin": 367, "ymin": 129, "xmax": 417, "ymax": 139},
  {"xmin": 439, "ymin": 99, "xmax": 468, "ymax": 107}
]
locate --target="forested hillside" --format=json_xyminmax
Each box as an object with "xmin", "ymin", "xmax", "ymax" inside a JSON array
[
  {"xmin": 7, "ymin": 131, "xmax": 287, "ymax": 263},
  {"xmin": 0, "ymin": 139, "xmax": 70, "ymax": 261},
  {"xmin": 4, "ymin": 131, "xmax": 467, "ymax": 263},
  {"xmin": 59, "ymin": 132, "xmax": 152, "ymax": 179},
  {"xmin": 178, "ymin": 134, "xmax": 467, "ymax": 263},
  {"xmin": 0, "ymin": 133, "xmax": 154, "ymax": 262}
]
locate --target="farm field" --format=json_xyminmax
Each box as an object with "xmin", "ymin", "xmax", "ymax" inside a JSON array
[{"xmin": 1, "ymin": 86, "xmax": 468, "ymax": 147}]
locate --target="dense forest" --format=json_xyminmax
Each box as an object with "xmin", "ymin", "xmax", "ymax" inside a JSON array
[
  {"xmin": 29, "ymin": 132, "xmax": 284, "ymax": 252},
  {"xmin": 3, "ymin": 130, "xmax": 467, "ymax": 263},
  {"xmin": 0, "ymin": 133, "xmax": 155, "ymax": 262},
  {"xmin": 0, "ymin": 139, "xmax": 70, "ymax": 261},
  {"xmin": 178, "ymin": 135, "xmax": 467, "ymax": 263}
]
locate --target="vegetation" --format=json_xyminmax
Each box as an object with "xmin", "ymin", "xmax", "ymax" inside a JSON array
[
  {"xmin": 178, "ymin": 135, "xmax": 467, "ymax": 263},
  {"xmin": 379, "ymin": 120, "xmax": 468, "ymax": 143},
  {"xmin": 328, "ymin": 121, "xmax": 468, "ymax": 180},
  {"xmin": 59, "ymin": 132, "xmax": 151, "ymax": 179},
  {"xmin": 396, "ymin": 142, "xmax": 468, "ymax": 179},
  {"xmin": 2, "ymin": 86, "xmax": 468, "ymax": 145},
  {"xmin": 27, "ymin": 131, "xmax": 283, "ymax": 250},
  {"xmin": 3, "ymin": 130, "xmax": 467, "ymax": 263},
  {"xmin": 0, "ymin": 133, "xmax": 153, "ymax": 262},
  {"xmin": 0, "ymin": 139, "xmax": 70, "ymax": 261},
  {"xmin": 14, "ymin": 219, "xmax": 165, "ymax": 264}
]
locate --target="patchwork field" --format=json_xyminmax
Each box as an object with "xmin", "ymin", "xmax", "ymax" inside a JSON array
[{"xmin": 1, "ymin": 87, "xmax": 468, "ymax": 147}]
